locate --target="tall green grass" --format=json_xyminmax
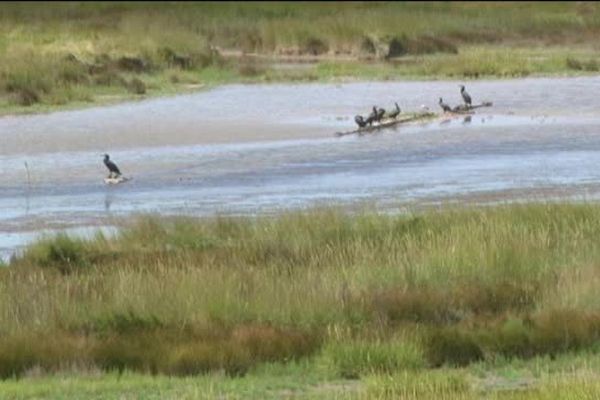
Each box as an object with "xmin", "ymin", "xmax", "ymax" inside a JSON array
[
  {"xmin": 3, "ymin": 204, "xmax": 600, "ymax": 378},
  {"xmin": 3, "ymin": 2, "xmax": 598, "ymax": 52}
]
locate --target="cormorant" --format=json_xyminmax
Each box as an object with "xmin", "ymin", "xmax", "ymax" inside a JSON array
[
  {"xmin": 460, "ymin": 85, "xmax": 472, "ymax": 106},
  {"xmin": 365, "ymin": 106, "xmax": 378, "ymax": 126},
  {"xmin": 103, "ymin": 154, "xmax": 122, "ymax": 178},
  {"xmin": 387, "ymin": 102, "xmax": 401, "ymax": 119},
  {"xmin": 376, "ymin": 107, "xmax": 385, "ymax": 122},
  {"xmin": 439, "ymin": 97, "xmax": 451, "ymax": 112},
  {"xmin": 355, "ymin": 115, "xmax": 367, "ymax": 128}
]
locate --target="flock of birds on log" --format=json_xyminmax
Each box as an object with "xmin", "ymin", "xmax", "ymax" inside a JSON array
[
  {"xmin": 355, "ymin": 102, "xmax": 401, "ymax": 128},
  {"xmin": 354, "ymin": 84, "xmax": 475, "ymax": 129}
]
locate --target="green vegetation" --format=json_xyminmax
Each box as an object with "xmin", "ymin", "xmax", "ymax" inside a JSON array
[
  {"xmin": 2, "ymin": 2, "xmax": 600, "ymax": 115},
  {"xmin": 4, "ymin": 204, "xmax": 600, "ymax": 397}
]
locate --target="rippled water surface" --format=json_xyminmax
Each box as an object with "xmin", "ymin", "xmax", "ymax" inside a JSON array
[{"xmin": 3, "ymin": 77, "xmax": 600, "ymax": 259}]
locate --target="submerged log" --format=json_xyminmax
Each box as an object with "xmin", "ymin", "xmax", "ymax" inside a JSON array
[
  {"xmin": 451, "ymin": 101, "xmax": 493, "ymax": 113},
  {"xmin": 335, "ymin": 112, "xmax": 437, "ymax": 137},
  {"xmin": 336, "ymin": 101, "xmax": 493, "ymax": 137}
]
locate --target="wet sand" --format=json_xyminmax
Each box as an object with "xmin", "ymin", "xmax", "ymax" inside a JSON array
[{"xmin": 2, "ymin": 76, "xmax": 600, "ymax": 260}]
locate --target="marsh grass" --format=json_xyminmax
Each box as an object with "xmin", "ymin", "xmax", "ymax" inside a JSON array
[
  {"xmin": 323, "ymin": 338, "xmax": 425, "ymax": 378},
  {"xmin": 0, "ymin": 322, "xmax": 320, "ymax": 379},
  {"xmin": 4, "ymin": 204, "xmax": 600, "ymax": 379},
  {"xmin": 2, "ymin": 3, "xmax": 600, "ymax": 113},
  {"xmin": 366, "ymin": 369, "xmax": 471, "ymax": 399}
]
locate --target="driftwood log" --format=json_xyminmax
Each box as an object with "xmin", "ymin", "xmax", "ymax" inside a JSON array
[
  {"xmin": 336, "ymin": 101, "xmax": 493, "ymax": 137},
  {"xmin": 335, "ymin": 112, "xmax": 437, "ymax": 137},
  {"xmin": 449, "ymin": 101, "xmax": 493, "ymax": 114}
]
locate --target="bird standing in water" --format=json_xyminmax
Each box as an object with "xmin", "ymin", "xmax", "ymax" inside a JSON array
[
  {"xmin": 460, "ymin": 85, "xmax": 472, "ymax": 106},
  {"xmin": 103, "ymin": 154, "xmax": 122, "ymax": 179}
]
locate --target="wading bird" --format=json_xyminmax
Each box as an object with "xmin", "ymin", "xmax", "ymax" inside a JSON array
[
  {"xmin": 439, "ymin": 97, "xmax": 452, "ymax": 112},
  {"xmin": 460, "ymin": 85, "xmax": 472, "ymax": 106},
  {"xmin": 103, "ymin": 154, "xmax": 122, "ymax": 179}
]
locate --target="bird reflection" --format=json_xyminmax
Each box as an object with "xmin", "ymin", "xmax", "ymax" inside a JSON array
[{"xmin": 104, "ymin": 190, "xmax": 114, "ymax": 212}]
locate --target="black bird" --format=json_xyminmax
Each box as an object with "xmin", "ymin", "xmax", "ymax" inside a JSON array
[
  {"xmin": 376, "ymin": 107, "xmax": 385, "ymax": 122},
  {"xmin": 355, "ymin": 115, "xmax": 367, "ymax": 128},
  {"xmin": 439, "ymin": 97, "xmax": 451, "ymax": 112},
  {"xmin": 103, "ymin": 154, "xmax": 122, "ymax": 178},
  {"xmin": 365, "ymin": 106, "xmax": 378, "ymax": 126},
  {"xmin": 387, "ymin": 102, "xmax": 401, "ymax": 119},
  {"xmin": 460, "ymin": 85, "xmax": 472, "ymax": 106}
]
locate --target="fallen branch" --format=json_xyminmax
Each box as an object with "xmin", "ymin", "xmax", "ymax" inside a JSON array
[
  {"xmin": 451, "ymin": 101, "xmax": 493, "ymax": 113},
  {"xmin": 335, "ymin": 112, "xmax": 437, "ymax": 137}
]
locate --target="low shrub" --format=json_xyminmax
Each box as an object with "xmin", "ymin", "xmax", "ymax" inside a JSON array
[
  {"xmin": 238, "ymin": 62, "xmax": 267, "ymax": 77},
  {"xmin": 0, "ymin": 323, "xmax": 320, "ymax": 378},
  {"xmin": 9, "ymin": 88, "xmax": 41, "ymax": 106},
  {"xmin": 566, "ymin": 57, "xmax": 599, "ymax": 71},
  {"xmin": 19, "ymin": 234, "xmax": 96, "ymax": 274},
  {"xmin": 231, "ymin": 324, "xmax": 320, "ymax": 363},
  {"xmin": 425, "ymin": 328, "xmax": 484, "ymax": 367},
  {"xmin": 372, "ymin": 287, "xmax": 456, "ymax": 324},
  {"xmin": 117, "ymin": 56, "xmax": 152, "ymax": 73},
  {"xmin": 385, "ymin": 35, "xmax": 458, "ymax": 58},
  {"xmin": 93, "ymin": 70, "xmax": 127, "ymax": 86},
  {"xmin": 427, "ymin": 309, "xmax": 600, "ymax": 367},
  {"xmin": 302, "ymin": 37, "xmax": 329, "ymax": 56},
  {"xmin": 127, "ymin": 78, "xmax": 146, "ymax": 95},
  {"xmin": 457, "ymin": 280, "xmax": 539, "ymax": 315},
  {"xmin": 91, "ymin": 333, "xmax": 167, "ymax": 374},
  {"xmin": 0, "ymin": 334, "xmax": 83, "ymax": 379}
]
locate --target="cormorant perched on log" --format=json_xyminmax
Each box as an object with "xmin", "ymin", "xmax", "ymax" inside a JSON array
[
  {"xmin": 355, "ymin": 115, "xmax": 367, "ymax": 128},
  {"xmin": 365, "ymin": 106, "xmax": 378, "ymax": 126},
  {"xmin": 439, "ymin": 97, "xmax": 452, "ymax": 112},
  {"xmin": 103, "ymin": 154, "xmax": 122, "ymax": 178},
  {"xmin": 376, "ymin": 107, "xmax": 385, "ymax": 122},
  {"xmin": 387, "ymin": 102, "xmax": 401, "ymax": 119},
  {"xmin": 460, "ymin": 85, "xmax": 472, "ymax": 106}
]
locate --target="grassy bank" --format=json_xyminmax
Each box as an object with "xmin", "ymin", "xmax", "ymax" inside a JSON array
[
  {"xmin": 3, "ymin": 353, "xmax": 600, "ymax": 399},
  {"xmin": 2, "ymin": 2, "xmax": 600, "ymax": 115},
  {"xmin": 3, "ymin": 204, "xmax": 600, "ymax": 397}
]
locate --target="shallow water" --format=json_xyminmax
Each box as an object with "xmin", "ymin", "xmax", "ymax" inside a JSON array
[{"xmin": 2, "ymin": 76, "xmax": 600, "ymax": 259}]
